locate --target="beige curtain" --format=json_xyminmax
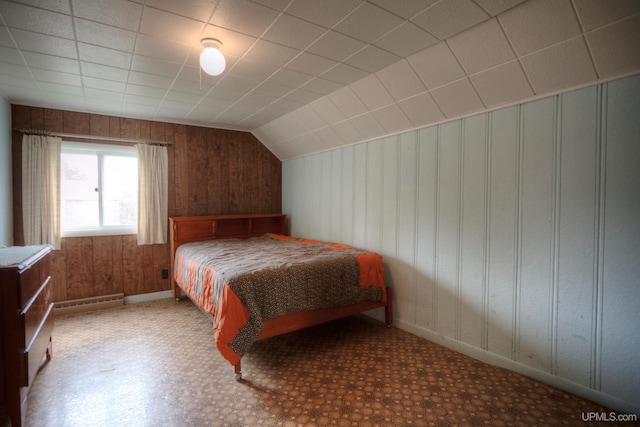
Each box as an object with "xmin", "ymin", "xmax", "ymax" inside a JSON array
[
  {"xmin": 22, "ymin": 134, "xmax": 62, "ymax": 249},
  {"xmin": 135, "ymin": 144, "xmax": 168, "ymax": 245}
]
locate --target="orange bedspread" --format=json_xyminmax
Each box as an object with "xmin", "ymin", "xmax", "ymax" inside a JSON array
[{"xmin": 174, "ymin": 234, "xmax": 386, "ymax": 366}]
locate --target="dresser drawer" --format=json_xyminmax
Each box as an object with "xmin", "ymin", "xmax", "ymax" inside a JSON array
[
  {"xmin": 21, "ymin": 277, "xmax": 52, "ymax": 350},
  {"xmin": 20, "ymin": 304, "xmax": 54, "ymax": 387},
  {"xmin": 18, "ymin": 252, "xmax": 51, "ymax": 309}
]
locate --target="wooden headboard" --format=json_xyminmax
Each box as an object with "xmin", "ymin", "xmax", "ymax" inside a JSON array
[{"xmin": 168, "ymin": 213, "xmax": 287, "ymax": 299}]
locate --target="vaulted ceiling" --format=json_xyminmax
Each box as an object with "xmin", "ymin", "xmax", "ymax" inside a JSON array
[{"xmin": 1, "ymin": 0, "xmax": 639, "ymax": 159}]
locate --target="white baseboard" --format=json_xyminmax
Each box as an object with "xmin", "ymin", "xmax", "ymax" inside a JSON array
[
  {"xmin": 395, "ymin": 319, "xmax": 640, "ymax": 416},
  {"xmin": 124, "ymin": 290, "xmax": 173, "ymax": 305}
]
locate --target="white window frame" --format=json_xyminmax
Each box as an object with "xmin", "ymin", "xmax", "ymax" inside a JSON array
[{"xmin": 60, "ymin": 141, "xmax": 138, "ymax": 237}]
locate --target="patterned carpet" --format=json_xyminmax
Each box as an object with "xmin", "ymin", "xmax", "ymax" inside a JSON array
[{"xmin": 24, "ymin": 298, "xmax": 623, "ymax": 427}]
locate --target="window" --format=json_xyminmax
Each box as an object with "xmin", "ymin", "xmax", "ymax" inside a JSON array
[{"xmin": 60, "ymin": 142, "xmax": 138, "ymax": 236}]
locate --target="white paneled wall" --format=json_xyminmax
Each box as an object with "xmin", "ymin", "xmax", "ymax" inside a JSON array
[{"xmin": 282, "ymin": 75, "xmax": 640, "ymax": 412}]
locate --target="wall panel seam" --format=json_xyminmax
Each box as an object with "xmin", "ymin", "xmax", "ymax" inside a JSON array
[
  {"xmin": 550, "ymin": 95, "xmax": 563, "ymax": 375},
  {"xmin": 592, "ymin": 82, "xmax": 607, "ymax": 391},
  {"xmin": 433, "ymin": 126, "xmax": 441, "ymax": 331},
  {"xmin": 457, "ymin": 120, "xmax": 464, "ymax": 341},
  {"xmin": 514, "ymin": 104, "xmax": 524, "ymax": 362},
  {"xmin": 483, "ymin": 113, "xmax": 492, "ymax": 351}
]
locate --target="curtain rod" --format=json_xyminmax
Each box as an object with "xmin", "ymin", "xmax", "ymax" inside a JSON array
[{"xmin": 13, "ymin": 128, "xmax": 172, "ymax": 147}]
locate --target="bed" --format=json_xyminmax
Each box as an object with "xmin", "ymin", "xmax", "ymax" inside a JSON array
[{"xmin": 169, "ymin": 214, "xmax": 392, "ymax": 379}]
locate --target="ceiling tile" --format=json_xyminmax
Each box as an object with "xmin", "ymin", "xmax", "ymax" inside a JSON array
[
  {"xmin": 130, "ymin": 55, "xmax": 182, "ymax": 77},
  {"xmin": 398, "ymin": 92, "xmax": 445, "ymax": 128},
  {"xmin": 71, "ymin": 0, "xmax": 143, "ymax": 32},
  {"xmin": 212, "ymin": 0, "xmax": 280, "ymax": 37},
  {"xmin": 125, "ymin": 84, "xmax": 167, "ymax": 100},
  {"xmin": 300, "ymin": 77, "xmax": 343, "ymax": 96},
  {"xmin": 284, "ymin": 88, "xmax": 322, "ymax": 104},
  {"xmin": 407, "ymin": 42, "xmax": 465, "ymax": 89},
  {"xmin": 573, "ymin": 0, "xmax": 640, "ymax": 31},
  {"xmin": 250, "ymin": 0, "xmax": 291, "ymax": 11},
  {"xmin": 32, "ymin": 69, "xmax": 82, "ymax": 86},
  {"xmin": 470, "ymin": 60, "xmax": 533, "ymax": 107},
  {"xmin": 144, "ymin": 0, "xmax": 216, "ymax": 22},
  {"xmin": 314, "ymin": 126, "xmax": 345, "ymax": 149},
  {"xmin": 253, "ymin": 81, "xmax": 294, "ymax": 98},
  {"xmin": 266, "ymin": 68, "xmax": 314, "ymax": 89},
  {"xmin": 229, "ymin": 58, "xmax": 278, "ymax": 81},
  {"xmin": 309, "ymin": 97, "xmax": 346, "ymax": 124},
  {"xmin": 83, "ymin": 76, "xmax": 126, "ymax": 92},
  {"xmin": 412, "ymin": 0, "xmax": 490, "ymax": 40},
  {"xmin": 499, "ymin": 0, "xmax": 581, "ymax": 56},
  {"xmin": 374, "ymin": 22, "xmax": 439, "ymax": 58},
  {"xmin": 202, "ymin": 86, "xmax": 244, "ymax": 103},
  {"xmin": 586, "ymin": 14, "xmax": 640, "ymax": 79},
  {"xmin": 277, "ymin": 112, "xmax": 313, "ymax": 138},
  {"xmin": 74, "ymin": 19, "xmax": 136, "ymax": 52},
  {"xmin": 350, "ymin": 74, "xmax": 394, "ymax": 110},
  {"xmin": 0, "ymin": 51, "xmax": 22, "ymax": 70},
  {"xmin": 81, "ymin": 62, "xmax": 128, "ymax": 82},
  {"xmin": 520, "ymin": 36, "xmax": 597, "ymax": 94},
  {"xmin": 284, "ymin": 52, "xmax": 338, "ymax": 76},
  {"xmin": 83, "ymin": 88, "xmax": 124, "ymax": 102},
  {"xmin": 164, "ymin": 90, "xmax": 203, "ymax": 106},
  {"xmin": 296, "ymin": 105, "xmax": 326, "ymax": 130},
  {"xmin": 328, "ymin": 86, "xmax": 368, "ymax": 117},
  {"xmin": 128, "ymin": 71, "xmax": 174, "ymax": 90},
  {"xmin": 11, "ymin": 29, "xmax": 77, "ymax": 58},
  {"xmin": 368, "ymin": 0, "xmax": 438, "ymax": 19},
  {"xmin": 448, "ymin": 18, "xmax": 515, "ymax": 74},
  {"xmin": 306, "ymin": 31, "xmax": 367, "ymax": 62},
  {"xmin": 285, "ymin": 0, "xmax": 361, "ymax": 28},
  {"xmin": 240, "ymin": 91, "xmax": 278, "ymax": 107},
  {"xmin": 243, "ymin": 40, "xmax": 299, "ymax": 68},
  {"xmin": 349, "ymin": 112, "xmax": 385, "ymax": 140},
  {"xmin": 7, "ymin": 0, "xmax": 70, "ymax": 14},
  {"xmin": 216, "ymin": 74, "xmax": 261, "ymax": 92},
  {"xmin": 333, "ymin": 3, "xmax": 404, "ymax": 44},
  {"xmin": 372, "ymin": 104, "xmax": 413, "ymax": 134},
  {"xmin": 474, "ymin": 0, "xmax": 527, "ymax": 16},
  {"xmin": 429, "ymin": 78, "xmax": 485, "ymax": 117},
  {"xmin": 376, "ymin": 59, "xmax": 426, "ymax": 101},
  {"xmin": 343, "ymin": 44, "xmax": 400, "ymax": 73},
  {"xmin": 134, "ymin": 34, "xmax": 191, "ymax": 64},
  {"xmin": 139, "ymin": 7, "xmax": 205, "ymax": 45},
  {"xmin": 331, "ymin": 119, "xmax": 362, "ymax": 142},
  {"xmin": 1, "ymin": 2, "xmax": 74, "ymax": 39},
  {"xmin": 79, "ymin": 43, "xmax": 132, "ymax": 68},
  {"xmin": 0, "ymin": 62, "xmax": 30, "ymax": 79},
  {"xmin": 320, "ymin": 63, "xmax": 369, "ymax": 85},
  {"xmin": 262, "ymin": 13, "xmax": 327, "ymax": 50},
  {"xmin": 22, "ymin": 52, "xmax": 79, "ymax": 74}
]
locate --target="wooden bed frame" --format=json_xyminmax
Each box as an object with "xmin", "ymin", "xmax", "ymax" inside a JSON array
[{"xmin": 169, "ymin": 213, "xmax": 393, "ymax": 379}]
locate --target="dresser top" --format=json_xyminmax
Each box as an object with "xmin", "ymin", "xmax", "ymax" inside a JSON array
[{"xmin": 0, "ymin": 245, "xmax": 51, "ymax": 269}]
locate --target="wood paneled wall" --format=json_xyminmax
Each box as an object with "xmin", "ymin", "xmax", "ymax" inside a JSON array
[{"xmin": 11, "ymin": 105, "xmax": 281, "ymax": 302}]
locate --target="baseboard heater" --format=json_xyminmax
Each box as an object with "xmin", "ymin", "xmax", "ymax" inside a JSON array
[{"xmin": 54, "ymin": 293, "xmax": 125, "ymax": 315}]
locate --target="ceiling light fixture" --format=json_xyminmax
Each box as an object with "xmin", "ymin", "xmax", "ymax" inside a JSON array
[{"xmin": 199, "ymin": 38, "xmax": 226, "ymax": 76}]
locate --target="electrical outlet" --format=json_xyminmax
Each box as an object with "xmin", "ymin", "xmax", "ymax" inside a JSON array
[{"xmin": 161, "ymin": 269, "xmax": 168, "ymax": 279}]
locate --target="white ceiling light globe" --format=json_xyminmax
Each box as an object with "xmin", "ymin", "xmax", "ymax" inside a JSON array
[{"xmin": 200, "ymin": 39, "xmax": 226, "ymax": 76}]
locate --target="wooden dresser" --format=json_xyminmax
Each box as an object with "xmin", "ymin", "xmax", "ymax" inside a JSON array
[{"xmin": 0, "ymin": 245, "xmax": 54, "ymax": 427}]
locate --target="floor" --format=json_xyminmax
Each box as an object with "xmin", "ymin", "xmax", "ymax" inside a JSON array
[{"xmin": 23, "ymin": 298, "xmax": 620, "ymax": 427}]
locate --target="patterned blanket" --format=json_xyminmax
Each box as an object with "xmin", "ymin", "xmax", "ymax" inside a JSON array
[{"xmin": 174, "ymin": 234, "xmax": 385, "ymax": 365}]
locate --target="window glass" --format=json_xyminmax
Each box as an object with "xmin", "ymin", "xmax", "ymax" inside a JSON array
[{"xmin": 60, "ymin": 142, "xmax": 137, "ymax": 236}]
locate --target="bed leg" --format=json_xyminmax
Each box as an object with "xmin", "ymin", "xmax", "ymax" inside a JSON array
[
  {"xmin": 234, "ymin": 362, "xmax": 242, "ymax": 381},
  {"xmin": 385, "ymin": 287, "xmax": 393, "ymax": 327}
]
